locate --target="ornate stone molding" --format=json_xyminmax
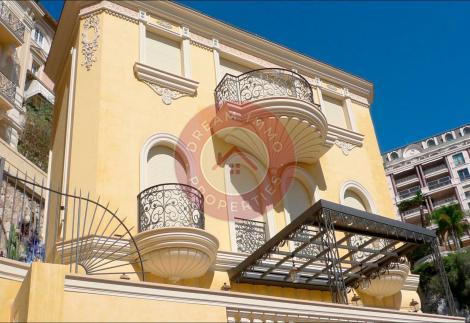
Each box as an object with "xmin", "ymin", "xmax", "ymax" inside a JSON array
[
  {"xmin": 144, "ymin": 82, "xmax": 185, "ymax": 105},
  {"xmin": 79, "ymin": 0, "xmax": 139, "ymax": 23},
  {"xmin": 335, "ymin": 140, "xmax": 357, "ymax": 156},
  {"xmin": 134, "ymin": 62, "xmax": 199, "ymax": 105},
  {"xmin": 81, "ymin": 14, "xmax": 100, "ymax": 71}
]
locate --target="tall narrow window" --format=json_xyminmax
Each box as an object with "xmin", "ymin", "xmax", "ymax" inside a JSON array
[
  {"xmin": 322, "ymin": 95, "xmax": 349, "ymax": 129},
  {"xmin": 146, "ymin": 146, "xmax": 187, "ymax": 189},
  {"xmin": 283, "ymin": 178, "xmax": 311, "ymax": 222},
  {"xmin": 32, "ymin": 27, "xmax": 44, "ymax": 47},
  {"xmin": 145, "ymin": 31, "xmax": 182, "ymax": 75}
]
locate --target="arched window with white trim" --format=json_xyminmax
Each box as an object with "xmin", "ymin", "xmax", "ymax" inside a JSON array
[
  {"xmin": 340, "ymin": 181, "xmax": 376, "ymax": 213},
  {"xmin": 225, "ymin": 152, "xmax": 273, "ymax": 253},
  {"xmin": 146, "ymin": 146, "xmax": 187, "ymax": 189},
  {"xmin": 283, "ymin": 178, "xmax": 311, "ymax": 222}
]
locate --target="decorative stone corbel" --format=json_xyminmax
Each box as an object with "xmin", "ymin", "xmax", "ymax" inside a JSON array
[
  {"xmin": 144, "ymin": 82, "xmax": 185, "ymax": 105},
  {"xmin": 335, "ymin": 140, "xmax": 357, "ymax": 156}
]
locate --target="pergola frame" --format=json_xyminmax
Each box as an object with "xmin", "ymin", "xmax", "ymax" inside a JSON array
[{"xmin": 229, "ymin": 200, "xmax": 456, "ymax": 315}]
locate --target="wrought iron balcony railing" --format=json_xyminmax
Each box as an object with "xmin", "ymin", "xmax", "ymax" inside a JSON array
[
  {"xmin": 0, "ymin": 70, "xmax": 15, "ymax": 104},
  {"xmin": 0, "ymin": 0, "xmax": 25, "ymax": 41},
  {"xmin": 138, "ymin": 183, "xmax": 204, "ymax": 232},
  {"xmin": 234, "ymin": 217, "xmax": 266, "ymax": 254},
  {"xmin": 214, "ymin": 68, "xmax": 315, "ymax": 110}
]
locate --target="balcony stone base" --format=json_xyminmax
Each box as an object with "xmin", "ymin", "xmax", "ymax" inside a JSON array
[
  {"xmin": 133, "ymin": 227, "xmax": 219, "ymax": 282},
  {"xmin": 357, "ymin": 263, "xmax": 410, "ymax": 299}
]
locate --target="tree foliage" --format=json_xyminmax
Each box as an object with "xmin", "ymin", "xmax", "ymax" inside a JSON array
[
  {"xmin": 18, "ymin": 98, "xmax": 53, "ymax": 171},
  {"xmin": 431, "ymin": 204, "xmax": 469, "ymax": 250},
  {"xmin": 413, "ymin": 250, "xmax": 470, "ymax": 316}
]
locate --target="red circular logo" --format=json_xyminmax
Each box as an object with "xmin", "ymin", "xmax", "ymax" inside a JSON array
[{"xmin": 177, "ymin": 103, "xmax": 296, "ymax": 220}]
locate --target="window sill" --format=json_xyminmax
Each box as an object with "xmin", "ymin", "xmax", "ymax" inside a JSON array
[{"xmin": 133, "ymin": 62, "xmax": 199, "ymax": 105}]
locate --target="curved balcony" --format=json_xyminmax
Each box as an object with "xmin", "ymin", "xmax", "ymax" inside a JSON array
[
  {"xmin": 0, "ymin": 1, "xmax": 25, "ymax": 46},
  {"xmin": 138, "ymin": 183, "xmax": 205, "ymax": 232},
  {"xmin": 135, "ymin": 183, "xmax": 218, "ymax": 282},
  {"xmin": 0, "ymin": 70, "xmax": 15, "ymax": 110},
  {"xmin": 213, "ymin": 69, "xmax": 331, "ymax": 165},
  {"xmin": 357, "ymin": 259, "xmax": 410, "ymax": 299}
]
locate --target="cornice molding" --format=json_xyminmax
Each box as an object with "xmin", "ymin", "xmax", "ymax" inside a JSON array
[
  {"xmin": 133, "ymin": 62, "xmax": 199, "ymax": 105},
  {"xmin": 384, "ymin": 138, "xmax": 470, "ymax": 174},
  {"xmin": 48, "ymin": 1, "xmax": 373, "ymax": 108},
  {"xmin": 0, "ymin": 258, "xmax": 29, "ymax": 281},
  {"xmin": 64, "ymin": 274, "xmax": 462, "ymax": 322},
  {"xmin": 123, "ymin": 1, "xmax": 373, "ymax": 101}
]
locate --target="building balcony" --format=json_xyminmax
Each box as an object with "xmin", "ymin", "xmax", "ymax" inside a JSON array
[
  {"xmin": 0, "ymin": 0, "xmax": 25, "ymax": 47},
  {"xmin": 425, "ymin": 176, "xmax": 453, "ymax": 192},
  {"xmin": 397, "ymin": 186, "xmax": 421, "ymax": 200},
  {"xmin": 134, "ymin": 183, "xmax": 219, "ymax": 282},
  {"xmin": 0, "ymin": 70, "xmax": 16, "ymax": 110},
  {"xmin": 395, "ymin": 174, "xmax": 420, "ymax": 188},
  {"xmin": 213, "ymin": 69, "xmax": 357, "ymax": 165},
  {"xmin": 234, "ymin": 217, "xmax": 266, "ymax": 254},
  {"xmin": 423, "ymin": 163, "xmax": 448, "ymax": 177},
  {"xmin": 433, "ymin": 196, "xmax": 458, "ymax": 208}
]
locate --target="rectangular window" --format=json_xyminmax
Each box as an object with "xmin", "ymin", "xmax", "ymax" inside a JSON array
[
  {"xmin": 32, "ymin": 28, "xmax": 44, "ymax": 47},
  {"xmin": 145, "ymin": 31, "xmax": 181, "ymax": 75},
  {"xmin": 453, "ymin": 153, "xmax": 465, "ymax": 166},
  {"xmin": 458, "ymin": 168, "xmax": 470, "ymax": 181},
  {"xmin": 322, "ymin": 95, "xmax": 348, "ymax": 129},
  {"xmin": 465, "ymin": 191, "xmax": 470, "ymax": 199}
]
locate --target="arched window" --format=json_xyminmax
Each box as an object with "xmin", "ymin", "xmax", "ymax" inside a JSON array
[
  {"xmin": 283, "ymin": 178, "xmax": 311, "ymax": 222},
  {"xmin": 225, "ymin": 153, "xmax": 272, "ymax": 253},
  {"xmin": 340, "ymin": 181, "xmax": 376, "ymax": 213},
  {"xmin": 445, "ymin": 133, "xmax": 454, "ymax": 141},
  {"xmin": 427, "ymin": 139, "xmax": 436, "ymax": 147},
  {"xmin": 146, "ymin": 146, "xmax": 187, "ymax": 189},
  {"xmin": 463, "ymin": 127, "xmax": 470, "ymax": 135},
  {"xmin": 140, "ymin": 133, "xmax": 194, "ymax": 191},
  {"xmin": 390, "ymin": 152, "xmax": 399, "ymax": 160},
  {"xmin": 343, "ymin": 189, "xmax": 368, "ymax": 211}
]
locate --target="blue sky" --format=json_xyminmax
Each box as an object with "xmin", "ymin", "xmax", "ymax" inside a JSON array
[{"xmin": 41, "ymin": 1, "xmax": 470, "ymax": 153}]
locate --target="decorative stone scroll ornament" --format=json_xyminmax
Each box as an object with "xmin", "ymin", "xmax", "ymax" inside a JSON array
[
  {"xmin": 335, "ymin": 139, "xmax": 357, "ymax": 156},
  {"xmin": 81, "ymin": 15, "xmax": 100, "ymax": 71},
  {"xmin": 144, "ymin": 82, "xmax": 185, "ymax": 105}
]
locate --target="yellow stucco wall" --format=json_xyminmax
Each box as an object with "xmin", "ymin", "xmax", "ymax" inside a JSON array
[{"xmin": 47, "ymin": 8, "xmax": 397, "ymax": 306}]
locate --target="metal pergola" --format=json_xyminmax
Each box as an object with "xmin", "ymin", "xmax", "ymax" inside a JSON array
[{"xmin": 229, "ymin": 200, "xmax": 456, "ymax": 315}]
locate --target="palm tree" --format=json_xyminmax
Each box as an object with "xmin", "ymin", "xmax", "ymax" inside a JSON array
[
  {"xmin": 431, "ymin": 204, "xmax": 469, "ymax": 250},
  {"xmin": 398, "ymin": 191, "xmax": 427, "ymax": 227}
]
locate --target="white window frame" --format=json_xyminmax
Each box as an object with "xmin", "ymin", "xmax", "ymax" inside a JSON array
[
  {"xmin": 134, "ymin": 12, "xmax": 198, "ymax": 102},
  {"xmin": 224, "ymin": 152, "xmax": 275, "ymax": 253},
  {"xmin": 318, "ymin": 88, "xmax": 356, "ymax": 132}
]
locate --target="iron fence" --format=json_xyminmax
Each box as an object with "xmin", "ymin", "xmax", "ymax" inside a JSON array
[
  {"xmin": 0, "ymin": 0, "xmax": 25, "ymax": 41},
  {"xmin": 214, "ymin": 68, "xmax": 315, "ymax": 110},
  {"xmin": 0, "ymin": 157, "xmax": 145, "ymax": 280},
  {"xmin": 138, "ymin": 183, "xmax": 204, "ymax": 232}
]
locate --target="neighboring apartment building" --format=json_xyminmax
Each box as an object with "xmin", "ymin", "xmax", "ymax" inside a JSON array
[
  {"xmin": 0, "ymin": 0, "xmax": 55, "ymax": 148},
  {"xmin": 0, "ymin": 1, "xmax": 462, "ymax": 322},
  {"xmin": 383, "ymin": 124, "xmax": 470, "ymax": 247}
]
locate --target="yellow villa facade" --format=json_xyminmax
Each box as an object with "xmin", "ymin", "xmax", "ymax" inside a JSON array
[{"xmin": 0, "ymin": 1, "xmax": 464, "ymax": 322}]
